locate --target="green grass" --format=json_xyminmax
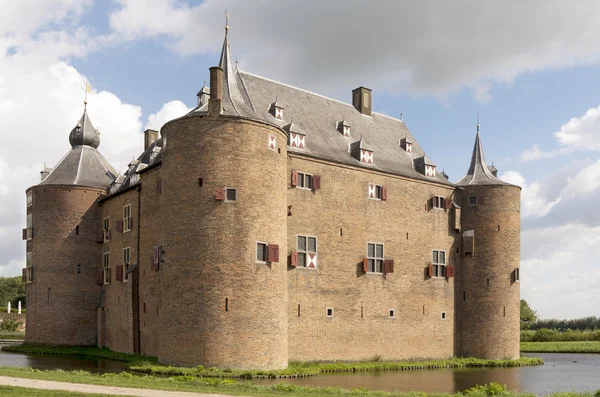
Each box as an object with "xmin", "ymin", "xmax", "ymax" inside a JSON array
[
  {"xmin": 520, "ymin": 341, "xmax": 600, "ymax": 353},
  {"xmin": 521, "ymin": 329, "xmax": 600, "ymax": 342},
  {"xmin": 0, "ymin": 331, "xmax": 25, "ymax": 340},
  {"xmin": 130, "ymin": 357, "xmax": 543, "ymax": 379},
  {"xmin": 0, "ymin": 386, "xmax": 130, "ymax": 396},
  {"xmin": 0, "ymin": 367, "xmax": 594, "ymax": 397}
]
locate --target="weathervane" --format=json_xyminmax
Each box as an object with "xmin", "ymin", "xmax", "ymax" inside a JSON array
[
  {"xmin": 225, "ymin": 9, "xmax": 229, "ymax": 33},
  {"xmin": 477, "ymin": 113, "xmax": 480, "ymax": 133},
  {"xmin": 82, "ymin": 80, "xmax": 92, "ymax": 109}
]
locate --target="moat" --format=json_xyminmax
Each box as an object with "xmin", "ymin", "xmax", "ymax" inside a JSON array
[{"xmin": 0, "ymin": 343, "xmax": 598, "ymax": 394}]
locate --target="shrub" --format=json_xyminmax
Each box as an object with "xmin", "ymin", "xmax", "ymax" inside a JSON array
[
  {"xmin": 0, "ymin": 319, "xmax": 23, "ymax": 332},
  {"xmin": 465, "ymin": 382, "xmax": 509, "ymax": 396},
  {"xmin": 595, "ymin": 390, "xmax": 600, "ymax": 397}
]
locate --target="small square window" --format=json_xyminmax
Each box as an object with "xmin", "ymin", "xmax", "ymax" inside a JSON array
[
  {"xmin": 468, "ymin": 196, "xmax": 477, "ymax": 206},
  {"xmin": 256, "ymin": 242, "xmax": 268, "ymax": 263},
  {"xmin": 433, "ymin": 196, "xmax": 445, "ymax": 209},
  {"xmin": 441, "ymin": 312, "xmax": 447, "ymax": 320},
  {"xmin": 326, "ymin": 308, "xmax": 333, "ymax": 317},
  {"xmin": 226, "ymin": 188, "xmax": 237, "ymax": 201},
  {"xmin": 389, "ymin": 309, "xmax": 395, "ymax": 318},
  {"xmin": 368, "ymin": 184, "xmax": 383, "ymax": 200},
  {"xmin": 298, "ymin": 173, "xmax": 313, "ymax": 189}
]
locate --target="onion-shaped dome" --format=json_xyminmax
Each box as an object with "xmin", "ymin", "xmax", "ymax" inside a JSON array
[{"xmin": 69, "ymin": 109, "xmax": 100, "ymax": 148}]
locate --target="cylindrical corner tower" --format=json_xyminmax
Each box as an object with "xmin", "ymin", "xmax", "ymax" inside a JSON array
[
  {"xmin": 158, "ymin": 113, "xmax": 289, "ymax": 369},
  {"xmin": 456, "ymin": 131, "xmax": 521, "ymax": 359},
  {"xmin": 25, "ymin": 108, "xmax": 117, "ymax": 346}
]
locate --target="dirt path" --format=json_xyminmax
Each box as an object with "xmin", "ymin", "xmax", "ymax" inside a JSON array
[{"xmin": 0, "ymin": 376, "xmax": 248, "ymax": 397}]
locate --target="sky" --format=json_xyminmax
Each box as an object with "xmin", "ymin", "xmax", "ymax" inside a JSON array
[{"xmin": 1, "ymin": 0, "xmax": 599, "ymax": 320}]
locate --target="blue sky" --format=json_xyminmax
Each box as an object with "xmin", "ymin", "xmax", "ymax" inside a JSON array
[{"xmin": 1, "ymin": 0, "xmax": 600, "ymax": 319}]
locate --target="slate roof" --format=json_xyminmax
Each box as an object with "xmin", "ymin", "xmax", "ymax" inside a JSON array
[
  {"xmin": 457, "ymin": 131, "xmax": 515, "ymax": 187},
  {"xmin": 186, "ymin": 32, "xmax": 453, "ymax": 186},
  {"xmin": 38, "ymin": 109, "xmax": 117, "ymax": 189}
]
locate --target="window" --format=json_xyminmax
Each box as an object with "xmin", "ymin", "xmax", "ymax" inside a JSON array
[
  {"xmin": 297, "ymin": 235, "xmax": 317, "ymax": 268},
  {"xmin": 123, "ymin": 247, "xmax": 130, "ymax": 282},
  {"xmin": 103, "ymin": 252, "xmax": 110, "ymax": 284},
  {"xmin": 26, "ymin": 191, "xmax": 32, "ymax": 207},
  {"xmin": 326, "ymin": 308, "xmax": 333, "ymax": 317},
  {"xmin": 26, "ymin": 253, "xmax": 32, "ymax": 268},
  {"xmin": 433, "ymin": 196, "xmax": 445, "ymax": 209},
  {"xmin": 226, "ymin": 188, "xmax": 237, "ymax": 201},
  {"xmin": 256, "ymin": 242, "xmax": 268, "ymax": 263},
  {"xmin": 514, "ymin": 267, "xmax": 520, "ymax": 282},
  {"xmin": 26, "ymin": 214, "xmax": 32, "ymax": 240},
  {"xmin": 368, "ymin": 184, "xmax": 386, "ymax": 200},
  {"xmin": 389, "ymin": 309, "xmax": 396, "ymax": 319},
  {"xmin": 367, "ymin": 243, "xmax": 384, "ymax": 273},
  {"xmin": 123, "ymin": 204, "xmax": 131, "ymax": 232},
  {"xmin": 441, "ymin": 312, "xmax": 447, "ymax": 320},
  {"xmin": 297, "ymin": 173, "xmax": 313, "ymax": 189},
  {"xmin": 103, "ymin": 217, "xmax": 110, "ymax": 242},
  {"xmin": 432, "ymin": 250, "xmax": 446, "ymax": 278},
  {"xmin": 406, "ymin": 142, "xmax": 412, "ymax": 153},
  {"xmin": 468, "ymin": 196, "xmax": 477, "ymax": 206}
]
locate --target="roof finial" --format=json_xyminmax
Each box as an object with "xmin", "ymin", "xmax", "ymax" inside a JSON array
[
  {"xmin": 477, "ymin": 113, "xmax": 480, "ymax": 133},
  {"xmin": 225, "ymin": 9, "xmax": 229, "ymax": 34},
  {"xmin": 82, "ymin": 80, "xmax": 92, "ymax": 110},
  {"xmin": 400, "ymin": 112, "xmax": 403, "ymax": 122}
]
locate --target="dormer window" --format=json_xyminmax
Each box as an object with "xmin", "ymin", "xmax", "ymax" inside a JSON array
[
  {"xmin": 350, "ymin": 139, "xmax": 374, "ymax": 165},
  {"xmin": 337, "ymin": 121, "xmax": 351, "ymax": 137},
  {"xmin": 269, "ymin": 102, "xmax": 284, "ymax": 120},
  {"xmin": 400, "ymin": 138, "xmax": 412, "ymax": 153},
  {"xmin": 360, "ymin": 149, "xmax": 374, "ymax": 164},
  {"xmin": 425, "ymin": 165, "xmax": 436, "ymax": 177},
  {"xmin": 289, "ymin": 132, "xmax": 305, "ymax": 149}
]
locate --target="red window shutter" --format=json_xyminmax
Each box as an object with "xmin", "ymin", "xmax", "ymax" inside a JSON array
[
  {"xmin": 363, "ymin": 257, "xmax": 369, "ymax": 273},
  {"xmin": 445, "ymin": 199, "xmax": 453, "ymax": 210},
  {"xmin": 447, "ymin": 265, "xmax": 455, "ymax": 278},
  {"xmin": 291, "ymin": 171, "xmax": 298, "ymax": 187},
  {"xmin": 290, "ymin": 251, "xmax": 298, "ymax": 267},
  {"xmin": 22, "ymin": 228, "xmax": 27, "ymax": 240},
  {"xmin": 384, "ymin": 259, "xmax": 394, "ymax": 274},
  {"xmin": 267, "ymin": 244, "xmax": 280, "ymax": 263},
  {"xmin": 215, "ymin": 188, "xmax": 226, "ymax": 201},
  {"xmin": 313, "ymin": 175, "xmax": 321, "ymax": 190},
  {"xmin": 428, "ymin": 263, "xmax": 433, "ymax": 277},
  {"xmin": 22, "ymin": 268, "xmax": 26, "ymax": 282},
  {"xmin": 381, "ymin": 186, "xmax": 388, "ymax": 201},
  {"xmin": 116, "ymin": 220, "xmax": 123, "ymax": 233},
  {"xmin": 96, "ymin": 269, "xmax": 103, "ymax": 285}
]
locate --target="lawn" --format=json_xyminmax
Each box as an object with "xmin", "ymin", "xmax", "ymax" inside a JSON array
[
  {"xmin": 520, "ymin": 341, "xmax": 600, "ymax": 353},
  {"xmin": 0, "ymin": 386, "xmax": 130, "ymax": 397}
]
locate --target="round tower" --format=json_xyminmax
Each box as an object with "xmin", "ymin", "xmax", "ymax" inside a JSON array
[
  {"xmin": 157, "ymin": 32, "xmax": 289, "ymax": 369},
  {"xmin": 25, "ymin": 108, "xmax": 116, "ymax": 345},
  {"xmin": 456, "ymin": 129, "xmax": 521, "ymax": 359}
]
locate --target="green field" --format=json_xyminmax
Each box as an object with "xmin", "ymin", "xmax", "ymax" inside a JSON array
[
  {"xmin": 0, "ymin": 386, "xmax": 127, "ymax": 397},
  {"xmin": 521, "ymin": 341, "xmax": 600, "ymax": 353}
]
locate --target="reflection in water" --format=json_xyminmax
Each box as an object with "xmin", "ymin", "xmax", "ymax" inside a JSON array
[
  {"xmin": 253, "ymin": 354, "xmax": 600, "ymax": 394},
  {"xmin": 0, "ymin": 342, "xmax": 128, "ymax": 374}
]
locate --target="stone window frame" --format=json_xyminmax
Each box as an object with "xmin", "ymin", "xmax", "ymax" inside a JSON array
[
  {"xmin": 26, "ymin": 191, "xmax": 32, "ymax": 207},
  {"xmin": 468, "ymin": 196, "xmax": 477, "ymax": 207},
  {"xmin": 366, "ymin": 242, "xmax": 384, "ymax": 274},
  {"xmin": 103, "ymin": 252, "xmax": 111, "ymax": 285},
  {"xmin": 432, "ymin": 196, "xmax": 446, "ymax": 210},
  {"xmin": 123, "ymin": 204, "xmax": 132, "ymax": 233},
  {"xmin": 296, "ymin": 235, "xmax": 317, "ymax": 268},
  {"xmin": 368, "ymin": 184, "xmax": 383, "ymax": 201},
  {"xmin": 225, "ymin": 188, "xmax": 237, "ymax": 202},
  {"xmin": 255, "ymin": 241, "xmax": 268, "ymax": 264},
  {"xmin": 297, "ymin": 172, "xmax": 313, "ymax": 190},
  {"xmin": 103, "ymin": 216, "xmax": 110, "ymax": 242},
  {"xmin": 26, "ymin": 214, "xmax": 32, "ymax": 241},
  {"xmin": 432, "ymin": 249, "xmax": 446, "ymax": 278},
  {"xmin": 123, "ymin": 247, "xmax": 131, "ymax": 282}
]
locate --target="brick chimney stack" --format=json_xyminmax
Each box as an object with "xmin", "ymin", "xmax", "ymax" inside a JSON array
[
  {"xmin": 209, "ymin": 66, "xmax": 223, "ymax": 117},
  {"xmin": 352, "ymin": 86, "xmax": 372, "ymax": 116},
  {"xmin": 144, "ymin": 129, "xmax": 158, "ymax": 151}
]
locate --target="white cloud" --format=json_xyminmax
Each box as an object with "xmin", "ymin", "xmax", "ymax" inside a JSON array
[
  {"xmin": 500, "ymin": 171, "xmax": 561, "ymax": 218},
  {"xmin": 145, "ymin": 100, "xmax": 192, "ymax": 132},
  {"xmin": 109, "ymin": 0, "xmax": 600, "ymax": 101}
]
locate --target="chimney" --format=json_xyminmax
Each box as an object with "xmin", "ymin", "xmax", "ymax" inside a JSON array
[
  {"xmin": 352, "ymin": 86, "xmax": 372, "ymax": 116},
  {"xmin": 40, "ymin": 164, "xmax": 53, "ymax": 181},
  {"xmin": 209, "ymin": 66, "xmax": 223, "ymax": 117},
  {"xmin": 144, "ymin": 129, "xmax": 159, "ymax": 151}
]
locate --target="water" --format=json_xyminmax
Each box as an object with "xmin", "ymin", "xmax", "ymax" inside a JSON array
[
  {"xmin": 253, "ymin": 354, "xmax": 600, "ymax": 394},
  {"xmin": 0, "ymin": 341, "xmax": 128, "ymax": 374}
]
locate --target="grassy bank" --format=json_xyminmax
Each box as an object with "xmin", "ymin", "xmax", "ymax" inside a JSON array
[
  {"xmin": 0, "ymin": 331, "xmax": 24, "ymax": 340},
  {"xmin": 521, "ymin": 329, "xmax": 600, "ymax": 342},
  {"xmin": 130, "ymin": 357, "xmax": 544, "ymax": 378},
  {"xmin": 521, "ymin": 341, "xmax": 600, "ymax": 353},
  {"xmin": 1, "ymin": 344, "xmax": 157, "ymax": 364},
  {"xmin": 0, "ymin": 386, "xmax": 121, "ymax": 397},
  {"xmin": 0, "ymin": 345, "xmax": 543, "ymax": 379},
  {"xmin": 0, "ymin": 367, "xmax": 594, "ymax": 397}
]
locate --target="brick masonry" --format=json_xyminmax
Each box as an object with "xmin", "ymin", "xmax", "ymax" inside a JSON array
[{"xmin": 25, "ymin": 114, "xmax": 521, "ymax": 367}]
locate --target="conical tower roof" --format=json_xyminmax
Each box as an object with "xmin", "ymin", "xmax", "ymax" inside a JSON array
[
  {"xmin": 457, "ymin": 128, "xmax": 513, "ymax": 187},
  {"xmin": 39, "ymin": 108, "xmax": 117, "ymax": 189}
]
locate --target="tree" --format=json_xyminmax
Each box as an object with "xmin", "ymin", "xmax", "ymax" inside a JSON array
[
  {"xmin": 520, "ymin": 299, "xmax": 538, "ymax": 330},
  {"xmin": 0, "ymin": 276, "xmax": 26, "ymax": 309}
]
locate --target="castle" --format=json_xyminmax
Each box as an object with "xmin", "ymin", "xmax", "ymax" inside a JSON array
[{"xmin": 23, "ymin": 29, "xmax": 521, "ymax": 369}]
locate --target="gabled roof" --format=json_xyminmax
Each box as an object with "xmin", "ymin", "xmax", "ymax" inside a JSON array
[
  {"xmin": 457, "ymin": 131, "xmax": 514, "ymax": 187},
  {"xmin": 38, "ymin": 109, "xmax": 116, "ymax": 189}
]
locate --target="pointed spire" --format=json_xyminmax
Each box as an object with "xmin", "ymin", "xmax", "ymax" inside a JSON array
[
  {"xmin": 457, "ymin": 121, "xmax": 512, "ymax": 186},
  {"xmin": 217, "ymin": 12, "xmax": 245, "ymax": 110}
]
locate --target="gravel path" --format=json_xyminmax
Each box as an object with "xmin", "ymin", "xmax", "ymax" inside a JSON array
[{"xmin": 0, "ymin": 376, "xmax": 247, "ymax": 396}]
